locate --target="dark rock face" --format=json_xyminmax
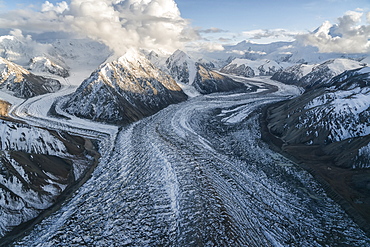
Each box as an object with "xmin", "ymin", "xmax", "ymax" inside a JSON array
[
  {"xmin": 0, "ymin": 118, "xmax": 98, "ymax": 239},
  {"xmin": 193, "ymin": 64, "xmax": 246, "ymax": 94},
  {"xmin": 63, "ymin": 52, "xmax": 188, "ymax": 125},
  {"xmin": 220, "ymin": 63, "xmax": 255, "ymax": 78},
  {"xmin": 0, "ymin": 58, "xmax": 61, "ymax": 99},
  {"xmin": 166, "ymin": 50, "xmax": 246, "ymax": 95}
]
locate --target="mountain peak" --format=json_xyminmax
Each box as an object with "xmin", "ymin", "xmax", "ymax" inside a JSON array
[
  {"xmin": 172, "ymin": 49, "xmax": 190, "ymax": 60},
  {"xmin": 118, "ymin": 49, "xmax": 144, "ymax": 64},
  {"xmin": 312, "ymin": 21, "xmax": 340, "ymax": 38}
]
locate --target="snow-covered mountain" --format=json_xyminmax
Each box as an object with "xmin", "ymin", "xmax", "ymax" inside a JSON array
[
  {"xmin": 166, "ymin": 50, "xmax": 197, "ymax": 86},
  {"xmin": 0, "ymin": 118, "xmax": 97, "ymax": 238},
  {"xmin": 63, "ymin": 50, "xmax": 188, "ymax": 125},
  {"xmin": 221, "ymin": 58, "xmax": 285, "ymax": 77},
  {"xmin": 29, "ymin": 56, "xmax": 69, "ymax": 78},
  {"xmin": 299, "ymin": 59, "xmax": 365, "ymax": 88},
  {"xmin": 166, "ymin": 50, "xmax": 246, "ymax": 95},
  {"xmin": 193, "ymin": 64, "xmax": 246, "ymax": 94},
  {"xmin": 270, "ymin": 63, "xmax": 316, "ymax": 84},
  {"xmin": 0, "ymin": 33, "xmax": 111, "ymax": 83},
  {"xmin": 266, "ymin": 66, "xmax": 370, "ymax": 169},
  {"xmin": 0, "ymin": 57, "xmax": 61, "ymax": 98},
  {"xmin": 272, "ymin": 58, "xmax": 365, "ymax": 89},
  {"xmin": 199, "ymin": 36, "xmax": 368, "ymax": 69}
]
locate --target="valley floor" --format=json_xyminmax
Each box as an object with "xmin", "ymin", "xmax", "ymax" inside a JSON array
[{"xmin": 6, "ymin": 77, "xmax": 370, "ymax": 246}]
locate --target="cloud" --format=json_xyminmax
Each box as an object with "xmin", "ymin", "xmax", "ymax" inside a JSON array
[
  {"xmin": 0, "ymin": 0, "xmax": 195, "ymax": 55},
  {"xmin": 200, "ymin": 42, "xmax": 225, "ymax": 52},
  {"xmin": 218, "ymin": 37, "xmax": 232, "ymax": 42},
  {"xmin": 186, "ymin": 41, "xmax": 225, "ymax": 52},
  {"xmin": 198, "ymin": 27, "xmax": 228, "ymax": 34},
  {"xmin": 0, "ymin": 29, "xmax": 51, "ymax": 63},
  {"xmin": 42, "ymin": 1, "xmax": 69, "ymax": 13},
  {"xmin": 296, "ymin": 10, "xmax": 370, "ymax": 53},
  {"xmin": 242, "ymin": 29, "xmax": 299, "ymax": 40},
  {"xmin": 367, "ymin": 12, "xmax": 370, "ymax": 23}
]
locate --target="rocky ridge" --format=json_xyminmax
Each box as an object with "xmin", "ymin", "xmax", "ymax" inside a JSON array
[
  {"xmin": 0, "ymin": 57, "xmax": 61, "ymax": 99},
  {"xmin": 63, "ymin": 50, "xmax": 188, "ymax": 125},
  {"xmin": 166, "ymin": 50, "xmax": 246, "ymax": 95}
]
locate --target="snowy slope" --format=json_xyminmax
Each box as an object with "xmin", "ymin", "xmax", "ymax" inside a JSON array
[
  {"xmin": 298, "ymin": 58, "xmax": 365, "ymax": 88},
  {"xmin": 145, "ymin": 50, "xmax": 169, "ymax": 73},
  {"xmin": 271, "ymin": 63, "xmax": 316, "ymax": 84},
  {"xmin": 267, "ymin": 66, "xmax": 370, "ymax": 169},
  {"xmin": 0, "ymin": 57, "xmax": 61, "ymax": 98},
  {"xmin": 0, "ymin": 118, "xmax": 97, "ymax": 238},
  {"xmin": 63, "ymin": 49, "xmax": 187, "ymax": 125},
  {"xmin": 29, "ymin": 56, "xmax": 69, "ymax": 78},
  {"xmin": 166, "ymin": 50, "xmax": 197, "ymax": 86},
  {"xmin": 272, "ymin": 58, "xmax": 365, "ymax": 89}
]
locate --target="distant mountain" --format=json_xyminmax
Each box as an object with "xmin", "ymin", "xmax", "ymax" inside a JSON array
[
  {"xmin": 0, "ymin": 57, "xmax": 61, "ymax": 98},
  {"xmin": 199, "ymin": 27, "xmax": 367, "ymax": 67},
  {"xmin": 272, "ymin": 58, "xmax": 365, "ymax": 89},
  {"xmin": 221, "ymin": 58, "xmax": 284, "ymax": 77},
  {"xmin": 224, "ymin": 40, "xmax": 291, "ymax": 61},
  {"xmin": 0, "ymin": 33, "xmax": 111, "ymax": 80},
  {"xmin": 62, "ymin": 50, "xmax": 187, "ymax": 125},
  {"xmin": 299, "ymin": 59, "xmax": 365, "ymax": 88},
  {"xmin": 166, "ymin": 50, "xmax": 246, "ymax": 95},
  {"xmin": 29, "ymin": 56, "xmax": 69, "ymax": 78},
  {"xmin": 271, "ymin": 63, "xmax": 316, "ymax": 84}
]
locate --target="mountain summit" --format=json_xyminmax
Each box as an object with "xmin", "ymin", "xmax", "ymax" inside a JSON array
[{"xmin": 63, "ymin": 50, "xmax": 187, "ymax": 125}]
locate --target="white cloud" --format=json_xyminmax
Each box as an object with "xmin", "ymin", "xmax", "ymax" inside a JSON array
[
  {"xmin": 296, "ymin": 10, "xmax": 370, "ymax": 53},
  {"xmin": 42, "ymin": 1, "xmax": 69, "ymax": 13},
  {"xmin": 200, "ymin": 42, "xmax": 225, "ymax": 52},
  {"xmin": 0, "ymin": 0, "xmax": 195, "ymax": 55},
  {"xmin": 186, "ymin": 41, "xmax": 225, "ymax": 52},
  {"xmin": 198, "ymin": 27, "xmax": 228, "ymax": 34},
  {"xmin": 367, "ymin": 12, "xmax": 370, "ymax": 23},
  {"xmin": 242, "ymin": 29, "xmax": 299, "ymax": 41}
]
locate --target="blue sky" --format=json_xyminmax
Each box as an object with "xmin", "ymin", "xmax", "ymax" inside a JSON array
[{"xmin": 177, "ymin": 0, "xmax": 368, "ymax": 31}]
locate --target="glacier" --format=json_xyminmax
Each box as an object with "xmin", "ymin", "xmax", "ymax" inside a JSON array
[{"xmin": 8, "ymin": 76, "xmax": 370, "ymax": 246}]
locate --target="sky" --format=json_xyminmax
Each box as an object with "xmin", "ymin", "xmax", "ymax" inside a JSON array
[{"xmin": 0, "ymin": 0, "xmax": 369, "ymax": 54}]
